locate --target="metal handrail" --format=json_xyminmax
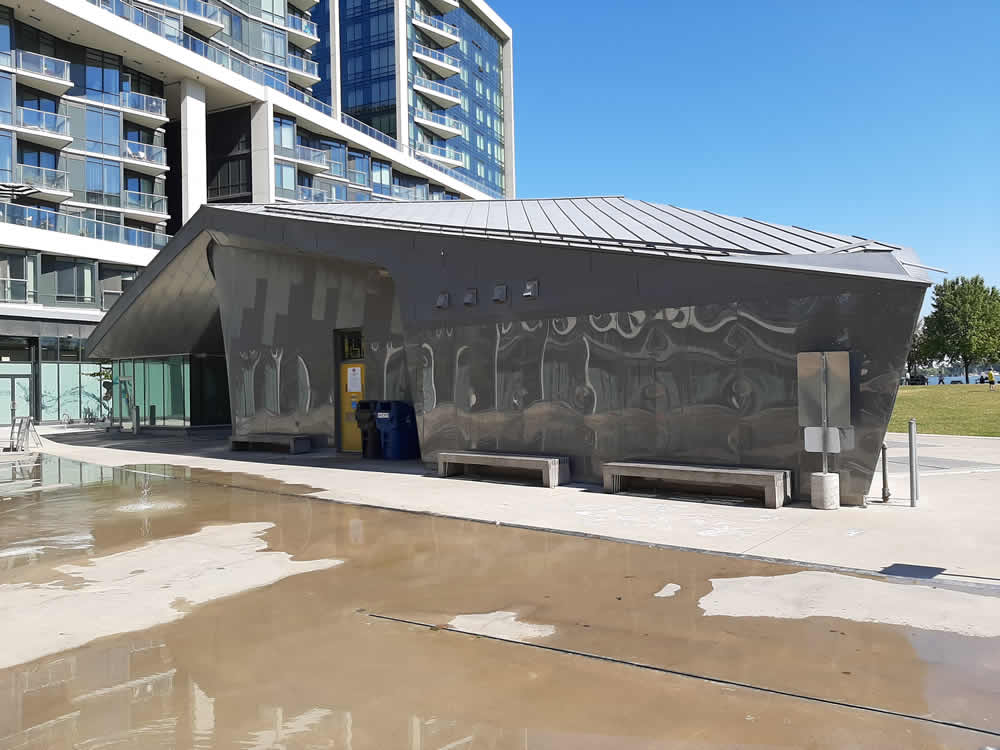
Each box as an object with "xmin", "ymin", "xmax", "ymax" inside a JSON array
[
  {"xmin": 15, "ymin": 106, "xmax": 70, "ymax": 135},
  {"xmin": 0, "ymin": 279, "xmax": 34, "ymax": 303},
  {"xmin": 123, "ymin": 190, "xmax": 168, "ymax": 213},
  {"xmin": 122, "ymin": 90, "xmax": 167, "ymax": 117},
  {"xmin": 122, "ymin": 140, "xmax": 167, "ymax": 164},
  {"xmin": 414, "ymin": 108, "xmax": 462, "ymax": 132},
  {"xmin": 412, "ymin": 11, "xmax": 459, "ymax": 38},
  {"xmin": 14, "ymin": 50, "xmax": 71, "ymax": 81},
  {"xmin": 285, "ymin": 14, "xmax": 318, "ymax": 36},
  {"xmin": 413, "ymin": 75, "xmax": 461, "ymax": 100},
  {"xmin": 296, "ymin": 185, "xmax": 328, "ymax": 202},
  {"xmin": 287, "ymin": 54, "xmax": 319, "ymax": 76},
  {"xmin": 0, "ymin": 203, "xmax": 170, "ymax": 249},
  {"xmin": 413, "ymin": 43, "xmax": 461, "ymax": 70},
  {"xmin": 17, "ymin": 164, "xmax": 69, "ymax": 191}
]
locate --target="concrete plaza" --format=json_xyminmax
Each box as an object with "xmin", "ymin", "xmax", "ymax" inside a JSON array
[{"xmin": 37, "ymin": 428, "xmax": 1000, "ymax": 588}]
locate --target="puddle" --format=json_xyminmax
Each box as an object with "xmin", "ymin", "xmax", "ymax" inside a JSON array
[{"xmin": 0, "ymin": 452, "xmax": 997, "ymax": 749}]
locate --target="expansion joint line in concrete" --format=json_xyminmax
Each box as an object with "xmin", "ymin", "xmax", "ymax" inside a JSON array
[{"xmin": 367, "ymin": 614, "xmax": 1000, "ymax": 740}]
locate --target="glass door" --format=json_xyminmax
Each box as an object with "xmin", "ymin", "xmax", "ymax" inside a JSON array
[{"xmin": 0, "ymin": 375, "xmax": 30, "ymax": 426}]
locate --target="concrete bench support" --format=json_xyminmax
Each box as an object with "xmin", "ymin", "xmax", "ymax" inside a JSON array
[
  {"xmin": 231, "ymin": 433, "xmax": 326, "ymax": 454},
  {"xmin": 438, "ymin": 451, "xmax": 570, "ymax": 488},
  {"xmin": 603, "ymin": 462, "xmax": 790, "ymax": 509}
]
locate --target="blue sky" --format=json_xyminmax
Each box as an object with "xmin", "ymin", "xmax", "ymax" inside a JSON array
[{"xmin": 504, "ymin": 0, "xmax": 999, "ymax": 312}]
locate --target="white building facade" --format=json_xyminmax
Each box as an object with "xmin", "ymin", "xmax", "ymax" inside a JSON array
[{"xmin": 0, "ymin": 0, "xmax": 513, "ymax": 425}]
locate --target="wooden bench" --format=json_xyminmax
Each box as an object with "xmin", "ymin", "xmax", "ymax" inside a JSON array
[
  {"xmin": 602, "ymin": 462, "xmax": 791, "ymax": 509},
  {"xmin": 438, "ymin": 451, "xmax": 570, "ymax": 488},
  {"xmin": 231, "ymin": 433, "xmax": 327, "ymax": 454}
]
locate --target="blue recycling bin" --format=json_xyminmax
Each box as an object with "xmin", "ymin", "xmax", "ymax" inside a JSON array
[{"xmin": 375, "ymin": 400, "xmax": 419, "ymax": 460}]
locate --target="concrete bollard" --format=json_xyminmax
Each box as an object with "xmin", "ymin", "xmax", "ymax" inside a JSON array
[{"xmin": 810, "ymin": 472, "xmax": 840, "ymax": 510}]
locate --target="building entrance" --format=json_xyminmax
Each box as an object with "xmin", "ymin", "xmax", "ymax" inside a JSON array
[
  {"xmin": 337, "ymin": 331, "xmax": 365, "ymax": 452},
  {"xmin": 0, "ymin": 375, "xmax": 32, "ymax": 426}
]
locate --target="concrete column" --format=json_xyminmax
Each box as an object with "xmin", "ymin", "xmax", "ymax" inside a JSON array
[
  {"xmin": 180, "ymin": 79, "xmax": 207, "ymax": 223},
  {"xmin": 250, "ymin": 99, "xmax": 275, "ymax": 204},
  {"xmin": 501, "ymin": 37, "xmax": 516, "ymax": 197},
  {"xmin": 394, "ymin": 0, "xmax": 409, "ymax": 148},
  {"xmin": 329, "ymin": 0, "xmax": 342, "ymax": 116}
]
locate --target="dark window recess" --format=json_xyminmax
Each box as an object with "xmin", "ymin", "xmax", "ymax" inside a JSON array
[
  {"xmin": 341, "ymin": 332, "xmax": 364, "ymax": 361},
  {"xmin": 208, "ymin": 155, "xmax": 251, "ymax": 200}
]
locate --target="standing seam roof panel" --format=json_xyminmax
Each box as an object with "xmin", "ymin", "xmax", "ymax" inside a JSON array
[
  {"xmin": 521, "ymin": 200, "xmax": 558, "ymax": 235},
  {"xmin": 729, "ymin": 214, "xmax": 853, "ymax": 253},
  {"xmin": 584, "ymin": 198, "xmax": 676, "ymax": 244},
  {"xmin": 611, "ymin": 199, "xmax": 721, "ymax": 247},
  {"xmin": 462, "ymin": 200, "xmax": 491, "ymax": 229},
  {"xmin": 554, "ymin": 199, "xmax": 615, "ymax": 239},
  {"xmin": 485, "ymin": 199, "xmax": 509, "ymax": 232},
  {"xmin": 537, "ymin": 199, "xmax": 587, "ymax": 236},
  {"xmin": 678, "ymin": 207, "xmax": 823, "ymax": 255},
  {"xmin": 504, "ymin": 200, "xmax": 533, "ymax": 233}
]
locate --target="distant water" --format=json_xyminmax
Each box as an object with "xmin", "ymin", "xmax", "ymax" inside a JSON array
[{"xmin": 927, "ymin": 375, "xmax": 987, "ymax": 385}]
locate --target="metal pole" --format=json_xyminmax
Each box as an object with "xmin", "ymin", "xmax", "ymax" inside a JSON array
[
  {"xmin": 881, "ymin": 442, "xmax": 890, "ymax": 502},
  {"xmin": 908, "ymin": 418, "xmax": 919, "ymax": 507},
  {"xmin": 820, "ymin": 352, "xmax": 829, "ymax": 474}
]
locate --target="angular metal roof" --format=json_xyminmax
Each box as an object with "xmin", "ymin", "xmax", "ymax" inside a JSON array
[{"xmin": 220, "ymin": 196, "xmax": 908, "ymax": 258}]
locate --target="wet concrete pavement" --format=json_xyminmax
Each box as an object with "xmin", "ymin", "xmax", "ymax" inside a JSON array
[{"xmin": 2, "ymin": 453, "xmax": 999, "ymax": 749}]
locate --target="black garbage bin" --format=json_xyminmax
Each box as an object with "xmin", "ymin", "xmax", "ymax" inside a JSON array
[
  {"xmin": 375, "ymin": 401, "xmax": 419, "ymax": 460},
  {"xmin": 355, "ymin": 400, "xmax": 382, "ymax": 459}
]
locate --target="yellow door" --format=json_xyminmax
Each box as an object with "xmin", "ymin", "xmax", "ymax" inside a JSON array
[{"xmin": 340, "ymin": 362, "xmax": 364, "ymax": 452}]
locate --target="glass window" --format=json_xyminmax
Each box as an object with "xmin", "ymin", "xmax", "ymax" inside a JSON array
[
  {"xmin": 85, "ymin": 157, "xmax": 121, "ymax": 205},
  {"xmin": 80, "ymin": 362, "xmax": 104, "ymax": 422},
  {"xmin": 0, "ymin": 132, "xmax": 11, "ymax": 182},
  {"xmin": 347, "ymin": 149, "xmax": 369, "ymax": 186},
  {"xmin": 371, "ymin": 159, "xmax": 391, "ymax": 196},
  {"xmin": 0, "ymin": 73, "xmax": 11, "ymax": 125},
  {"xmin": 40, "ymin": 362, "xmax": 58, "ymax": 421},
  {"xmin": 85, "ymin": 50, "xmax": 120, "ymax": 105},
  {"xmin": 275, "ymin": 161, "xmax": 296, "ymax": 190},
  {"xmin": 273, "ymin": 115, "xmax": 295, "ymax": 150},
  {"xmin": 85, "ymin": 108, "xmax": 120, "ymax": 156},
  {"xmin": 59, "ymin": 336, "xmax": 82, "ymax": 362},
  {"xmin": 59, "ymin": 363, "xmax": 81, "ymax": 420}
]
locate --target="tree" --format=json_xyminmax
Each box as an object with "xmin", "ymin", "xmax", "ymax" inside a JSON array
[
  {"xmin": 906, "ymin": 318, "xmax": 933, "ymax": 375},
  {"xmin": 922, "ymin": 275, "xmax": 1000, "ymax": 383}
]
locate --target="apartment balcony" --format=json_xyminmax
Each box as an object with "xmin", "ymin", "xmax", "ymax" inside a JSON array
[
  {"xmin": 14, "ymin": 51, "xmax": 72, "ymax": 95},
  {"xmin": 11, "ymin": 107, "xmax": 73, "ymax": 149},
  {"xmin": 286, "ymin": 0, "xmax": 319, "ymax": 14},
  {"xmin": 285, "ymin": 14, "xmax": 319, "ymax": 49},
  {"xmin": 121, "ymin": 140, "xmax": 169, "ymax": 175},
  {"xmin": 101, "ymin": 288, "xmax": 124, "ymax": 311},
  {"xmin": 0, "ymin": 279, "xmax": 35, "ymax": 304},
  {"xmin": 391, "ymin": 184, "xmax": 429, "ymax": 201},
  {"xmin": 121, "ymin": 91, "xmax": 169, "ymax": 128},
  {"xmin": 275, "ymin": 143, "xmax": 330, "ymax": 174},
  {"xmin": 121, "ymin": 190, "xmax": 169, "ymax": 221},
  {"xmin": 16, "ymin": 164, "xmax": 72, "ymax": 202},
  {"xmin": 180, "ymin": 0, "xmax": 224, "ymax": 38},
  {"xmin": 286, "ymin": 54, "xmax": 320, "ymax": 87},
  {"xmin": 414, "ymin": 108, "xmax": 463, "ymax": 140},
  {"xmin": 296, "ymin": 185, "xmax": 328, "ymax": 202},
  {"xmin": 412, "ymin": 43, "xmax": 462, "ymax": 79},
  {"xmin": 423, "ymin": 0, "xmax": 459, "ymax": 14},
  {"xmin": 412, "ymin": 141, "xmax": 463, "ymax": 168},
  {"xmin": 0, "ymin": 202, "xmax": 170, "ymax": 250},
  {"xmin": 412, "ymin": 12, "xmax": 460, "ymax": 48},
  {"xmin": 413, "ymin": 76, "xmax": 462, "ymax": 109}
]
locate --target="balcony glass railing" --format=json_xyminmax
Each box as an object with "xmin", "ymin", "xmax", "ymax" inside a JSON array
[
  {"xmin": 122, "ymin": 140, "xmax": 167, "ymax": 165},
  {"xmin": 15, "ymin": 50, "xmax": 71, "ymax": 81},
  {"xmin": 296, "ymin": 185, "xmax": 328, "ymax": 202},
  {"xmin": 326, "ymin": 159, "xmax": 346, "ymax": 178},
  {"xmin": 276, "ymin": 142, "xmax": 329, "ymax": 167},
  {"xmin": 0, "ymin": 279, "xmax": 34, "ymax": 304},
  {"xmin": 413, "ymin": 43, "xmax": 461, "ymax": 70},
  {"xmin": 285, "ymin": 14, "xmax": 318, "ymax": 36},
  {"xmin": 17, "ymin": 164, "xmax": 69, "ymax": 192},
  {"xmin": 15, "ymin": 107, "xmax": 70, "ymax": 136},
  {"xmin": 412, "ymin": 11, "xmax": 459, "ymax": 38},
  {"xmin": 414, "ymin": 141, "xmax": 462, "ymax": 163},
  {"xmin": 123, "ymin": 190, "xmax": 168, "ymax": 213},
  {"xmin": 347, "ymin": 168, "xmax": 369, "ymax": 186},
  {"xmin": 85, "ymin": 0, "xmax": 505, "ymax": 198},
  {"xmin": 391, "ymin": 184, "xmax": 429, "ymax": 201},
  {"xmin": 413, "ymin": 75, "xmax": 461, "ymax": 100},
  {"xmin": 287, "ymin": 54, "xmax": 319, "ymax": 77},
  {"xmin": 182, "ymin": 0, "xmax": 220, "ymax": 21},
  {"xmin": 121, "ymin": 90, "xmax": 168, "ymax": 118},
  {"xmin": 0, "ymin": 203, "xmax": 170, "ymax": 249},
  {"xmin": 414, "ymin": 108, "xmax": 462, "ymax": 132}
]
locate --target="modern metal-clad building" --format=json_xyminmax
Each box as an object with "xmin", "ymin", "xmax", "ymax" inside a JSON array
[{"xmin": 86, "ymin": 197, "xmax": 929, "ymax": 505}]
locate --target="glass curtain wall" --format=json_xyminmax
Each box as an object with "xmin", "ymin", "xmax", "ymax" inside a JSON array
[
  {"xmin": 39, "ymin": 336, "xmax": 107, "ymax": 422},
  {"xmin": 112, "ymin": 355, "xmax": 230, "ymax": 427}
]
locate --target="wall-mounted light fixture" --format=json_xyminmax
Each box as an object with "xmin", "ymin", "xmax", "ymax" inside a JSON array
[
  {"xmin": 435, "ymin": 292, "xmax": 450, "ymax": 309},
  {"xmin": 464, "ymin": 288, "xmax": 478, "ymax": 306},
  {"xmin": 523, "ymin": 279, "xmax": 539, "ymax": 298},
  {"xmin": 492, "ymin": 284, "xmax": 507, "ymax": 303}
]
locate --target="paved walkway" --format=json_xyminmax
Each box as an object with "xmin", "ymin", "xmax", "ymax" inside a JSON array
[{"xmin": 37, "ymin": 429, "xmax": 1000, "ymax": 588}]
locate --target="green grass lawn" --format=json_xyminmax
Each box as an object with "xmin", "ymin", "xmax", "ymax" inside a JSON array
[{"xmin": 888, "ymin": 383, "xmax": 1000, "ymax": 436}]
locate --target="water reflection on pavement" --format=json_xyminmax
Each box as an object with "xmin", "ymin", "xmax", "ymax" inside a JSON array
[{"xmin": 0, "ymin": 453, "xmax": 998, "ymax": 749}]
